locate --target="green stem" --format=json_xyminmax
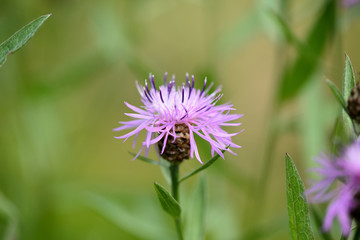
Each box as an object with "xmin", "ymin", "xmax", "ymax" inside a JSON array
[
  {"xmin": 170, "ymin": 163, "xmax": 180, "ymax": 201},
  {"xmin": 170, "ymin": 163, "xmax": 183, "ymax": 240},
  {"xmin": 353, "ymin": 225, "xmax": 360, "ymax": 240}
]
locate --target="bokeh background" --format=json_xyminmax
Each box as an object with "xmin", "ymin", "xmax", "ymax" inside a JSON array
[{"xmin": 0, "ymin": 0, "xmax": 360, "ymax": 239}]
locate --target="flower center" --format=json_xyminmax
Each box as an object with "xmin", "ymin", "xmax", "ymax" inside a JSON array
[{"xmin": 157, "ymin": 124, "xmax": 190, "ymax": 163}]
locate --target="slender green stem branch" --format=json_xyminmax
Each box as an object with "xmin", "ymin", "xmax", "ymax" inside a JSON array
[
  {"xmin": 353, "ymin": 225, "xmax": 360, "ymax": 240},
  {"xmin": 169, "ymin": 163, "xmax": 183, "ymax": 240}
]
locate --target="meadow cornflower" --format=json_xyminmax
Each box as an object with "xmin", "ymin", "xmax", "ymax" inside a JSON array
[
  {"xmin": 342, "ymin": 0, "xmax": 360, "ymax": 7},
  {"xmin": 114, "ymin": 73, "xmax": 243, "ymax": 164},
  {"xmin": 307, "ymin": 139, "xmax": 360, "ymax": 236}
]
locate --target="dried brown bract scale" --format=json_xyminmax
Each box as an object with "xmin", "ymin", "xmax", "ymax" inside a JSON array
[
  {"xmin": 157, "ymin": 124, "xmax": 190, "ymax": 163},
  {"xmin": 348, "ymin": 82, "xmax": 360, "ymax": 123}
]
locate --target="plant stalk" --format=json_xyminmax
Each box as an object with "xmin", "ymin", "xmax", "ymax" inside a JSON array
[
  {"xmin": 353, "ymin": 225, "xmax": 360, "ymax": 240},
  {"xmin": 170, "ymin": 163, "xmax": 183, "ymax": 240}
]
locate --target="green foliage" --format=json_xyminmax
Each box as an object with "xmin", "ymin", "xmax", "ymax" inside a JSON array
[
  {"xmin": 342, "ymin": 54, "xmax": 356, "ymax": 140},
  {"xmin": 285, "ymin": 154, "xmax": 314, "ymax": 240},
  {"xmin": 326, "ymin": 79, "xmax": 348, "ymax": 112},
  {"xmin": 154, "ymin": 182, "xmax": 181, "ymax": 218},
  {"xmin": 185, "ymin": 175, "xmax": 206, "ymax": 240},
  {"xmin": 277, "ymin": 0, "xmax": 336, "ymax": 103},
  {"xmin": 0, "ymin": 14, "xmax": 51, "ymax": 67},
  {"xmin": 179, "ymin": 149, "xmax": 226, "ymax": 183},
  {"xmin": 310, "ymin": 206, "xmax": 333, "ymax": 240},
  {"xmin": 342, "ymin": 54, "xmax": 355, "ymax": 101}
]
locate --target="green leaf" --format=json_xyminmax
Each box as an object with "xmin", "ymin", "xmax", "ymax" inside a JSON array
[
  {"xmin": 0, "ymin": 14, "xmax": 51, "ymax": 67},
  {"xmin": 277, "ymin": 0, "xmax": 335, "ymax": 102},
  {"xmin": 285, "ymin": 154, "xmax": 314, "ymax": 240},
  {"xmin": 342, "ymin": 54, "xmax": 356, "ymax": 140},
  {"xmin": 178, "ymin": 149, "xmax": 226, "ymax": 183},
  {"xmin": 326, "ymin": 79, "xmax": 348, "ymax": 112},
  {"xmin": 185, "ymin": 175, "xmax": 206, "ymax": 240},
  {"xmin": 268, "ymin": 10, "xmax": 302, "ymax": 49},
  {"xmin": 154, "ymin": 182, "xmax": 181, "ymax": 218},
  {"xmin": 343, "ymin": 54, "xmax": 355, "ymax": 100}
]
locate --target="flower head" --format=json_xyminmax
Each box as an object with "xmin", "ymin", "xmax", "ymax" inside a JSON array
[
  {"xmin": 114, "ymin": 73, "xmax": 243, "ymax": 163},
  {"xmin": 307, "ymin": 139, "xmax": 360, "ymax": 236},
  {"xmin": 342, "ymin": 0, "xmax": 360, "ymax": 8}
]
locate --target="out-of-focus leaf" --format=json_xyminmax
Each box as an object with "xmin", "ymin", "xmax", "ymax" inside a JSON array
[
  {"xmin": 310, "ymin": 206, "xmax": 333, "ymax": 240},
  {"xmin": 178, "ymin": 149, "xmax": 226, "ymax": 183},
  {"xmin": 154, "ymin": 182, "xmax": 181, "ymax": 218},
  {"xmin": 326, "ymin": 79, "xmax": 348, "ymax": 111},
  {"xmin": 268, "ymin": 10, "xmax": 302, "ymax": 48},
  {"xmin": 0, "ymin": 14, "xmax": 51, "ymax": 67},
  {"xmin": 83, "ymin": 192, "xmax": 172, "ymax": 240},
  {"xmin": 0, "ymin": 192, "xmax": 18, "ymax": 240},
  {"xmin": 285, "ymin": 154, "xmax": 314, "ymax": 240},
  {"xmin": 342, "ymin": 54, "xmax": 356, "ymax": 140},
  {"xmin": 277, "ymin": 0, "xmax": 335, "ymax": 103},
  {"xmin": 185, "ymin": 175, "xmax": 206, "ymax": 240}
]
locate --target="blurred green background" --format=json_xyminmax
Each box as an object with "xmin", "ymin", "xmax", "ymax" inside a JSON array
[{"xmin": 1, "ymin": 0, "xmax": 360, "ymax": 239}]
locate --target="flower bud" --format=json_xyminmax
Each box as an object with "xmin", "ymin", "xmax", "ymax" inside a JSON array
[{"xmin": 347, "ymin": 83, "xmax": 360, "ymax": 123}]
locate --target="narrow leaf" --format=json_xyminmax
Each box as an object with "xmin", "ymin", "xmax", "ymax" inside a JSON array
[
  {"xmin": 285, "ymin": 154, "xmax": 314, "ymax": 240},
  {"xmin": 277, "ymin": 0, "xmax": 335, "ymax": 102},
  {"xmin": 178, "ymin": 149, "xmax": 226, "ymax": 183},
  {"xmin": 343, "ymin": 54, "xmax": 355, "ymax": 100},
  {"xmin": 0, "ymin": 14, "xmax": 51, "ymax": 67},
  {"xmin": 342, "ymin": 54, "xmax": 356, "ymax": 139},
  {"xmin": 154, "ymin": 182, "xmax": 181, "ymax": 218},
  {"xmin": 185, "ymin": 175, "xmax": 206, "ymax": 240},
  {"xmin": 268, "ymin": 10, "xmax": 302, "ymax": 49},
  {"xmin": 326, "ymin": 79, "xmax": 348, "ymax": 112}
]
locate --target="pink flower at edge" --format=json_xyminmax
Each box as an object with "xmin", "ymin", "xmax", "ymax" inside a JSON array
[{"xmin": 307, "ymin": 139, "xmax": 360, "ymax": 236}]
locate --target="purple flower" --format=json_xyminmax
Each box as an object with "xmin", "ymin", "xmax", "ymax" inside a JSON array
[
  {"xmin": 307, "ymin": 139, "xmax": 360, "ymax": 236},
  {"xmin": 342, "ymin": 0, "xmax": 360, "ymax": 8},
  {"xmin": 114, "ymin": 73, "xmax": 243, "ymax": 163}
]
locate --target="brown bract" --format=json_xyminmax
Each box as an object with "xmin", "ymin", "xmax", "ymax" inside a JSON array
[
  {"xmin": 348, "ymin": 83, "xmax": 360, "ymax": 123},
  {"xmin": 158, "ymin": 124, "xmax": 190, "ymax": 163}
]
